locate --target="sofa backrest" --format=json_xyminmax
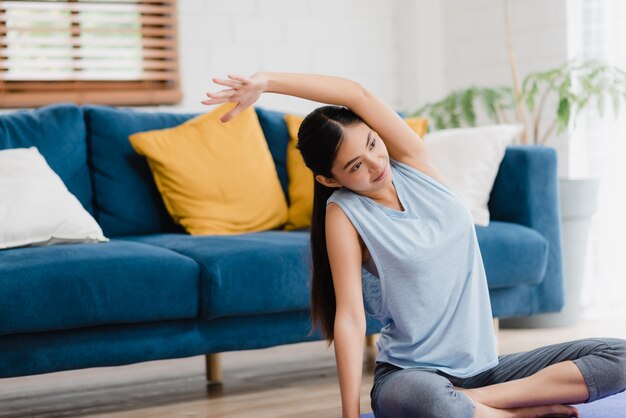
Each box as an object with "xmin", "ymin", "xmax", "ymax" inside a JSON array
[
  {"xmin": 84, "ymin": 105, "xmax": 292, "ymax": 237},
  {"xmin": 0, "ymin": 103, "xmax": 94, "ymax": 214},
  {"xmin": 83, "ymin": 105, "xmax": 196, "ymax": 237}
]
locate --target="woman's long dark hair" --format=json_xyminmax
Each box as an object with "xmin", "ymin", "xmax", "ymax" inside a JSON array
[{"xmin": 296, "ymin": 105, "xmax": 363, "ymax": 343}]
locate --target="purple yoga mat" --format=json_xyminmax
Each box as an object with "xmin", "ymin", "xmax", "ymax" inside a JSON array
[{"xmin": 359, "ymin": 390, "xmax": 626, "ymax": 418}]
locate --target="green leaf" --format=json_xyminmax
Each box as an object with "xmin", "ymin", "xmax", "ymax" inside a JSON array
[
  {"xmin": 525, "ymin": 80, "xmax": 539, "ymax": 112},
  {"xmin": 433, "ymin": 113, "xmax": 446, "ymax": 130},
  {"xmin": 479, "ymin": 89, "xmax": 498, "ymax": 121},
  {"xmin": 442, "ymin": 94, "xmax": 461, "ymax": 128},
  {"xmin": 556, "ymin": 97, "xmax": 570, "ymax": 133},
  {"xmin": 460, "ymin": 88, "xmax": 477, "ymax": 126}
]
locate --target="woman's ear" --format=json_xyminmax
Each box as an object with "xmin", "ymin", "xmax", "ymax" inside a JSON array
[{"xmin": 315, "ymin": 174, "xmax": 342, "ymax": 188}]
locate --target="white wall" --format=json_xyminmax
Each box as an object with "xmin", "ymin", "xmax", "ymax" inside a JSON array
[
  {"xmin": 396, "ymin": 0, "xmax": 446, "ymax": 112},
  {"xmin": 441, "ymin": 0, "xmax": 568, "ymax": 91},
  {"xmin": 176, "ymin": 0, "xmax": 400, "ymax": 116},
  {"xmin": 434, "ymin": 0, "xmax": 571, "ymax": 175}
]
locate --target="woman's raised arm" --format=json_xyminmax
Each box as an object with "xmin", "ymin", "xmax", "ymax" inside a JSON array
[
  {"xmin": 202, "ymin": 72, "xmax": 361, "ymax": 121},
  {"xmin": 202, "ymin": 71, "xmax": 431, "ymax": 166}
]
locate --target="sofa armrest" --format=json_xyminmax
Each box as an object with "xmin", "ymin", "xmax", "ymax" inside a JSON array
[{"xmin": 488, "ymin": 145, "xmax": 565, "ymax": 315}]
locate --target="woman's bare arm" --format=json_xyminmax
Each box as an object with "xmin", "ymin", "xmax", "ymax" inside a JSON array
[
  {"xmin": 326, "ymin": 202, "xmax": 367, "ymax": 418},
  {"xmin": 202, "ymin": 71, "xmax": 438, "ymax": 174}
]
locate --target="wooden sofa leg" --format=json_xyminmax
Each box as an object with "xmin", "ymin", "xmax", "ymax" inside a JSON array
[
  {"xmin": 365, "ymin": 334, "xmax": 378, "ymax": 369},
  {"xmin": 205, "ymin": 353, "xmax": 222, "ymax": 382}
]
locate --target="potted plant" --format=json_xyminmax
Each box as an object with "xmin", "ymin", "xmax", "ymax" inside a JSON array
[{"xmin": 410, "ymin": 2, "xmax": 626, "ymax": 328}]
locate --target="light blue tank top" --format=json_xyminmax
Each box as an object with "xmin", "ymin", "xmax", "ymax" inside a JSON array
[{"xmin": 326, "ymin": 158, "xmax": 498, "ymax": 378}]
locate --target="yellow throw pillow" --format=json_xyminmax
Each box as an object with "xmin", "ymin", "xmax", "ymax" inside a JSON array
[
  {"xmin": 283, "ymin": 114, "xmax": 429, "ymax": 231},
  {"xmin": 283, "ymin": 114, "xmax": 311, "ymax": 231},
  {"xmin": 129, "ymin": 103, "xmax": 288, "ymax": 235}
]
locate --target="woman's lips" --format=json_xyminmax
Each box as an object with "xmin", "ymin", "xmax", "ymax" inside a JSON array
[{"xmin": 374, "ymin": 164, "xmax": 386, "ymax": 181}]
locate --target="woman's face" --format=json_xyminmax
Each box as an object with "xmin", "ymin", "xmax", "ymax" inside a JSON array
[{"xmin": 316, "ymin": 121, "xmax": 391, "ymax": 193}]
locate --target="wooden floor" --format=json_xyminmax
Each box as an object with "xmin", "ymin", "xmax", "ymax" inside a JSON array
[{"xmin": 1, "ymin": 319, "xmax": 625, "ymax": 418}]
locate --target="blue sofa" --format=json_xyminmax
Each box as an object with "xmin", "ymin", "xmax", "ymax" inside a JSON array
[{"xmin": 0, "ymin": 103, "xmax": 564, "ymax": 379}]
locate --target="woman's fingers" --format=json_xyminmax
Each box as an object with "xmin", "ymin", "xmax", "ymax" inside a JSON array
[
  {"xmin": 201, "ymin": 97, "xmax": 228, "ymax": 105},
  {"xmin": 205, "ymin": 89, "xmax": 236, "ymax": 99},
  {"xmin": 220, "ymin": 103, "xmax": 243, "ymax": 123},
  {"xmin": 212, "ymin": 77, "xmax": 242, "ymax": 88},
  {"xmin": 227, "ymin": 74, "xmax": 249, "ymax": 83},
  {"xmin": 201, "ymin": 90, "xmax": 236, "ymax": 105}
]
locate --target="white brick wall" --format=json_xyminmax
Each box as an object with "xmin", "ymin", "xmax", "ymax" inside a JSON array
[
  {"xmin": 175, "ymin": 0, "xmax": 399, "ymax": 116},
  {"xmin": 442, "ymin": 0, "xmax": 569, "ymax": 90}
]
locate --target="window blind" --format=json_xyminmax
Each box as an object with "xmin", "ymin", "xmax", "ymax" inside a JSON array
[{"xmin": 0, "ymin": 0, "xmax": 181, "ymax": 107}]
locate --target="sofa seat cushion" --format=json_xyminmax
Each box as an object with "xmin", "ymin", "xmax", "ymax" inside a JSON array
[
  {"xmin": 123, "ymin": 231, "xmax": 311, "ymax": 319},
  {"xmin": 0, "ymin": 240, "xmax": 200, "ymax": 335},
  {"xmin": 476, "ymin": 221, "xmax": 549, "ymax": 289}
]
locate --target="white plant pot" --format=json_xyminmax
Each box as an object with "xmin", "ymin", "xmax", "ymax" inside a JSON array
[{"xmin": 500, "ymin": 177, "xmax": 601, "ymax": 329}]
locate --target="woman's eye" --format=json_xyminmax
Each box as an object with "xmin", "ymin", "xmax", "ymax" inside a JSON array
[
  {"xmin": 352, "ymin": 162, "xmax": 361, "ymax": 171},
  {"xmin": 370, "ymin": 139, "xmax": 376, "ymax": 148}
]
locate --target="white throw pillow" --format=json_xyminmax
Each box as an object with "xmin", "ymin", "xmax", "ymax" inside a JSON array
[
  {"xmin": 0, "ymin": 147, "xmax": 109, "ymax": 250},
  {"xmin": 424, "ymin": 125, "xmax": 523, "ymax": 226}
]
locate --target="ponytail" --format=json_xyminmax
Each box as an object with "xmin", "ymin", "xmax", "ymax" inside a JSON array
[
  {"xmin": 309, "ymin": 181, "xmax": 338, "ymax": 343},
  {"xmin": 296, "ymin": 105, "xmax": 363, "ymax": 344}
]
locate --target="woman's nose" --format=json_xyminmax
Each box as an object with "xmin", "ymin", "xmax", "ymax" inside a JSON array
[{"xmin": 367, "ymin": 158, "xmax": 383, "ymax": 172}]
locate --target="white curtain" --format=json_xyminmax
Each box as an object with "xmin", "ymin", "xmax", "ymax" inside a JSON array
[{"xmin": 577, "ymin": 0, "xmax": 626, "ymax": 319}]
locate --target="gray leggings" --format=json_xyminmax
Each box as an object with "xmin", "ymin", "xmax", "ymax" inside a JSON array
[{"xmin": 371, "ymin": 338, "xmax": 626, "ymax": 418}]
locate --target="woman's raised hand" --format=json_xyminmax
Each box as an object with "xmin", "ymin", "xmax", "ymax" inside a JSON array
[{"xmin": 201, "ymin": 73, "xmax": 267, "ymax": 123}]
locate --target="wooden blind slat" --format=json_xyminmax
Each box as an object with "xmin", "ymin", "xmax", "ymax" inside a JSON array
[
  {"xmin": 0, "ymin": 71, "xmax": 177, "ymax": 81},
  {"xmin": 0, "ymin": 1, "xmax": 176, "ymax": 16},
  {"xmin": 0, "ymin": 89, "xmax": 182, "ymax": 108},
  {"xmin": 0, "ymin": 26, "xmax": 176, "ymax": 37},
  {"xmin": 0, "ymin": 80, "xmax": 171, "ymax": 91},
  {"xmin": 1, "ymin": 49, "xmax": 177, "ymax": 59},
  {"xmin": 0, "ymin": 13, "xmax": 175, "ymax": 27},
  {"xmin": 0, "ymin": 37, "xmax": 176, "ymax": 48}
]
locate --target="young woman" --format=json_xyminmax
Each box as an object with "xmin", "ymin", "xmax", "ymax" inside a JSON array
[{"xmin": 202, "ymin": 72, "xmax": 626, "ymax": 418}]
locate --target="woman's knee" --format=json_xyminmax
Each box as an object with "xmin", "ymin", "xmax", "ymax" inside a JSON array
[
  {"xmin": 372, "ymin": 370, "xmax": 474, "ymax": 418},
  {"xmin": 575, "ymin": 337, "xmax": 626, "ymax": 401},
  {"xmin": 602, "ymin": 338, "xmax": 626, "ymax": 389}
]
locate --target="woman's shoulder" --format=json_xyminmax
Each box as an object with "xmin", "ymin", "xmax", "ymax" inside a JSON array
[
  {"xmin": 326, "ymin": 186, "xmax": 358, "ymax": 205},
  {"xmin": 390, "ymin": 156, "xmax": 449, "ymax": 189}
]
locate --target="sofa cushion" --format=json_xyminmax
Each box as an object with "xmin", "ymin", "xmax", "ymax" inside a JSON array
[
  {"xmin": 123, "ymin": 231, "xmax": 311, "ymax": 318},
  {"xmin": 425, "ymin": 125, "xmax": 522, "ymax": 226},
  {"xmin": 476, "ymin": 221, "xmax": 549, "ymax": 289},
  {"xmin": 0, "ymin": 103, "xmax": 93, "ymax": 214},
  {"xmin": 84, "ymin": 105, "xmax": 197, "ymax": 237},
  {"xmin": 0, "ymin": 147, "xmax": 108, "ymax": 250},
  {"xmin": 0, "ymin": 240, "xmax": 200, "ymax": 335}
]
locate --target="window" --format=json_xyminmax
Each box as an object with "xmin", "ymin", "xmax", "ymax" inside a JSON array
[
  {"xmin": 575, "ymin": 0, "xmax": 626, "ymax": 319},
  {"xmin": 0, "ymin": 0, "xmax": 181, "ymax": 107}
]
